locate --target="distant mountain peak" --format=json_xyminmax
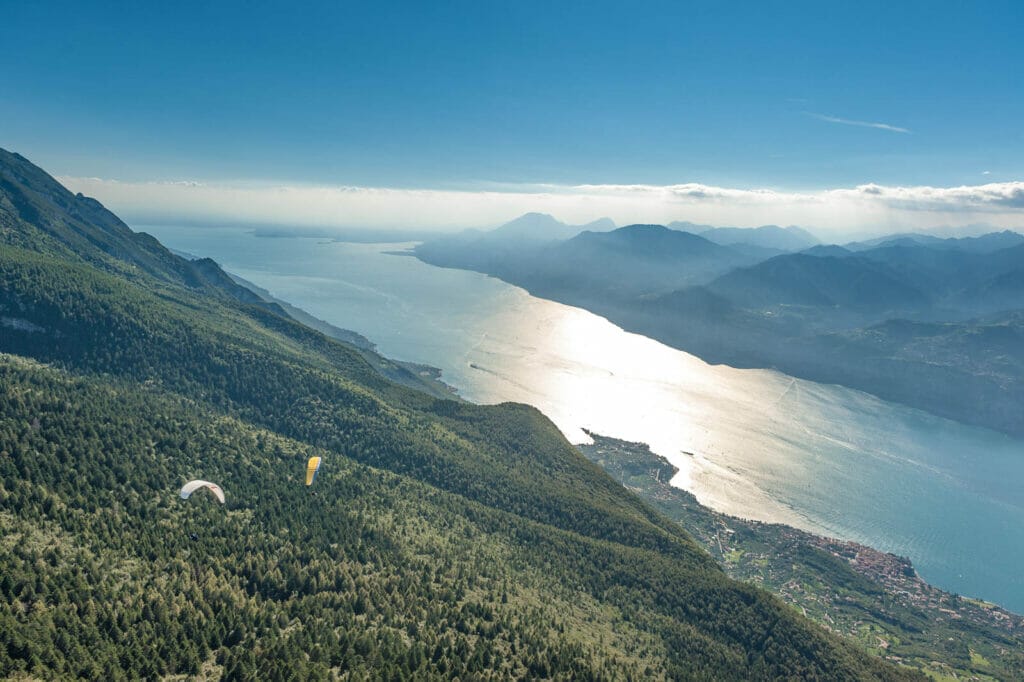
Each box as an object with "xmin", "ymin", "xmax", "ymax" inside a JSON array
[
  {"xmin": 568, "ymin": 223, "xmax": 734, "ymax": 261},
  {"xmin": 507, "ymin": 211, "xmax": 559, "ymax": 223},
  {"xmin": 665, "ymin": 221, "xmax": 819, "ymax": 251},
  {"xmin": 489, "ymin": 213, "xmax": 615, "ymax": 242},
  {"xmin": 611, "ymin": 223, "xmax": 675, "ymax": 234},
  {"xmin": 845, "ymin": 230, "xmax": 1024, "ymax": 254},
  {"xmin": 585, "ymin": 223, "xmax": 695, "ymax": 241}
]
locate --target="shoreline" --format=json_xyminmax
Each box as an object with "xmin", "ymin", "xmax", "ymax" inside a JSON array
[
  {"xmin": 229, "ymin": 268, "xmax": 462, "ymax": 401},
  {"xmin": 579, "ymin": 430, "xmax": 1024, "ymax": 679}
]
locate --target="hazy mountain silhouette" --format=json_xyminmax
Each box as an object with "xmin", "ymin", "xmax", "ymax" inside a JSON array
[
  {"xmin": 669, "ymin": 222, "xmax": 820, "ymax": 251},
  {"xmin": 845, "ymin": 230, "xmax": 1024, "ymax": 253},
  {"xmin": 418, "ymin": 222, "xmax": 763, "ymax": 300},
  {"xmin": 489, "ymin": 212, "xmax": 615, "ymax": 242},
  {"xmin": 707, "ymin": 253, "xmax": 929, "ymax": 312},
  {"xmin": 415, "ymin": 213, "xmax": 1024, "ymax": 436}
]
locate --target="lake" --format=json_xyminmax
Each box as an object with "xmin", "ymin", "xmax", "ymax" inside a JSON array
[{"xmin": 143, "ymin": 224, "xmax": 1024, "ymax": 613}]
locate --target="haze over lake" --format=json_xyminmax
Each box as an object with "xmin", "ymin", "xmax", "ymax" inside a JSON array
[{"xmin": 145, "ymin": 224, "xmax": 1024, "ymax": 613}]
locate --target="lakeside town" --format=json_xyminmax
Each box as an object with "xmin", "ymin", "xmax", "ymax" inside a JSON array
[{"xmin": 579, "ymin": 432, "xmax": 1024, "ymax": 680}]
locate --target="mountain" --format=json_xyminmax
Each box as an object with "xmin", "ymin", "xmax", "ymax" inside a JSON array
[
  {"xmin": 964, "ymin": 259, "xmax": 1024, "ymax": 312},
  {"xmin": 845, "ymin": 230, "xmax": 1024, "ymax": 254},
  {"xmin": 670, "ymin": 221, "xmax": 820, "ymax": 251},
  {"xmin": 0, "ymin": 148, "xmax": 265, "ymax": 306},
  {"xmin": 414, "ymin": 213, "xmax": 615, "ymax": 282},
  {"xmin": 624, "ymin": 246, "xmax": 1024, "ymax": 433},
  {"xmin": 488, "ymin": 212, "xmax": 615, "ymax": 242},
  {"xmin": 851, "ymin": 242, "xmax": 1024, "ymax": 315},
  {"xmin": 951, "ymin": 230, "xmax": 1024, "ymax": 252},
  {"xmin": 571, "ymin": 223, "xmax": 733, "ymax": 259},
  {"xmin": 706, "ymin": 253, "xmax": 929, "ymax": 313},
  {"xmin": 803, "ymin": 244, "xmax": 854, "ymax": 258},
  {"xmin": 844, "ymin": 233, "xmax": 948, "ymax": 251},
  {"xmin": 539, "ymin": 225, "xmax": 755, "ymax": 297},
  {"xmin": 707, "ymin": 239, "xmax": 1024, "ymax": 319},
  {"xmin": 413, "ymin": 198, "xmax": 1024, "ymax": 436},
  {"xmin": 0, "ymin": 150, "xmax": 918, "ymax": 678},
  {"xmin": 417, "ymin": 223, "xmax": 767, "ymax": 303},
  {"xmin": 418, "ymin": 213, "xmax": 614, "ymax": 259}
]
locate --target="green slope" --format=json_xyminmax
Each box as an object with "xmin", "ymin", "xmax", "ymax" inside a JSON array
[
  {"xmin": 0, "ymin": 150, "xmax": 918, "ymax": 679},
  {"xmin": 0, "ymin": 147, "xmax": 272, "ymax": 307}
]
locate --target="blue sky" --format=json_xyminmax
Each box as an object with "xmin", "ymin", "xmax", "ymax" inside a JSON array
[{"xmin": 3, "ymin": 1, "xmax": 1023, "ymax": 233}]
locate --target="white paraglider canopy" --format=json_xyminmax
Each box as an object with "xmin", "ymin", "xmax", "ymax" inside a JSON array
[{"xmin": 179, "ymin": 480, "xmax": 225, "ymax": 504}]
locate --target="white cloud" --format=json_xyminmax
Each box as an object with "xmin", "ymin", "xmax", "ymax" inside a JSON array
[
  {"xmin": 807, "ymin": 112, "xmax": 910, "ymax": 134},
  {"xmin": 57, "ymin": 176, "xmax": 1024, "ymax": 239},
  {"xmin": 827, "ymin": 181, "xmax": 1024, "ymax": 210}
]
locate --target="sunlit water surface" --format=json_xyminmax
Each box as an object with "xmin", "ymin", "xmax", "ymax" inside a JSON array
[{"xmin": 144, "ymin": 225, "xmax": 1024, "ymax": 612}]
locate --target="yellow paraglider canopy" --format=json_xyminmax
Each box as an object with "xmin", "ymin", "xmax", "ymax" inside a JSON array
[{"xmin": 305, "ymin": 456, "xmax": 322, "ymax": 486}]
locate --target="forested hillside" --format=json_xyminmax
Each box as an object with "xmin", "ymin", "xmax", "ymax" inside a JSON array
[{"xmin": 0, "ymin": 150, "xmax": 918, "ymax": 679}]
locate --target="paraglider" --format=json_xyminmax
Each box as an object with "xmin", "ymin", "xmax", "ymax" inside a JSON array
[
  {"xmin": 305, "ymin": 456, "xmax": 322, "ymax": 486},
  {"xmin": 179, "ymin": 480, "xmax": 225, "ymax": 504}
]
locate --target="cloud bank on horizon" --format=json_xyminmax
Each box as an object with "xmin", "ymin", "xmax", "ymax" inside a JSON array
[{"xmin": 60, "ymin": 175, "xmax": 1024, "ymax": 239}]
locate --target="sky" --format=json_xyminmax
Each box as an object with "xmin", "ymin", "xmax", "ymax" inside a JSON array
[{"xmin": 3, "ymin": 0, "xmax": 1023, "ymax": 237}]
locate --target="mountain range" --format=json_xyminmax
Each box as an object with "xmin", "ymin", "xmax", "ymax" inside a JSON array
[
  {"xmin": 415, "ymin": 213, "xmax": 1024, "ymax": 437},
  {"xmin": 670, "ymin": 221, "xmax": 820, "ymax": 252}
]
